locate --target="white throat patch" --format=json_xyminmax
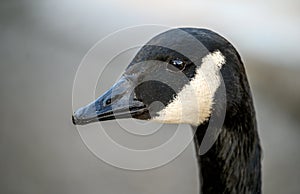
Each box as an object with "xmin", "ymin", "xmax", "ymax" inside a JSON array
[{"xmin": 152, "ymin": 50, "xmax": 226, "ymax": 126}]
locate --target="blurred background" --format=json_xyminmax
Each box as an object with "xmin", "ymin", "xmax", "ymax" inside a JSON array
[{"xmin": 1, "ymin": 0, "xmax": 300, "ymax": 193}]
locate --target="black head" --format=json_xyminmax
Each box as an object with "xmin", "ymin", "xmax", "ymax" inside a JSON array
[{"xmin": 72, "ymin": 28, "xmax": 246, "ymax": 126}]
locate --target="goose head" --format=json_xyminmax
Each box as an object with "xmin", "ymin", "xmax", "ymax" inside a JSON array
[{"xmin": 72, "ymin": 28, "xmax": 243, "ymax": 127}]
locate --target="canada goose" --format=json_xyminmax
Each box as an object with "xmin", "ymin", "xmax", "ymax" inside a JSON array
[{"xmin": 72, "ymin": 28, "xmax": 262, "ymax": 194}]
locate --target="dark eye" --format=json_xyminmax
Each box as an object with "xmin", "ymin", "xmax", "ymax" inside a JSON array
[{"xmin": 167, "ymin": 59, "xmax": 186, "ymax": 72}]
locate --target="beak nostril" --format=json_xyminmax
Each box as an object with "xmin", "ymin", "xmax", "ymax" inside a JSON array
[
  {"xmin": 105, "ymin": 98, "xmax": 112, "ymax": 106},
  {"xmin": 104, "ymin": 94, "xmax": 123, "ymax": 106}
]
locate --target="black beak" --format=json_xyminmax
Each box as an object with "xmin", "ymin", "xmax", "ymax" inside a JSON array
[{"xmin": 72, "ymin": 77, "xmax": 148, "ymax": 125}]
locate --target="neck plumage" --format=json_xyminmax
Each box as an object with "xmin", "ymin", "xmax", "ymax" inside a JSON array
[{"xmin": 194, "ymin": 98, "xmax": 262, "ymax": 194}]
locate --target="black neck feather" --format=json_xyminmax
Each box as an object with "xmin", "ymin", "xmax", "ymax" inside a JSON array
[{"xmin": 194, "ymin": 92, "xmax": 262, "ymax": 194}]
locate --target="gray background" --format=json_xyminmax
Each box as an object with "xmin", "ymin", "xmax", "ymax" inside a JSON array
[{"xmin": 1, "ymin": 0, "xmax": 300, "ymax": 193}]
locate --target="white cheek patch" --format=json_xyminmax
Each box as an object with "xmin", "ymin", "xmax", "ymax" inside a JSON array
[{"xmin": 152, "ymin": 50, "xmax": 225, "ymax": 126}]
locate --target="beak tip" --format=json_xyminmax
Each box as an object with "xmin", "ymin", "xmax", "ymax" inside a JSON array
[{"xmin": 72, "ymin": 114, "xmax": 78, "ymax": 125}]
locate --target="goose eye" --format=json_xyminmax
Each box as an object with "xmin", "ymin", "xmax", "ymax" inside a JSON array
[{"xmin": 167, "ymin": 59, "xmax": 186, "ymax": 72}]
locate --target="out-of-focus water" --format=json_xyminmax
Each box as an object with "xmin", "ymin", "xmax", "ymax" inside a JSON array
[{"xmin": 1, "ymin": 0, "xmax": 299, "ymax": 193}]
